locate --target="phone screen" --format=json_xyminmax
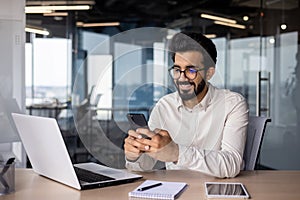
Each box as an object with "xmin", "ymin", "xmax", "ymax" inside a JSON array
[
  {"xmin": 126, "ymin": 113, "xmax": 148, "ymax": 129},
  {"xmin": 205, "ymin": 182, "xmax": 249, "ymax": 198}
]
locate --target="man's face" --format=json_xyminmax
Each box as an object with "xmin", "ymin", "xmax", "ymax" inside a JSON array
[{"xmin": 173, "ymin": 51, "xmax": 207, "ymax": 101}]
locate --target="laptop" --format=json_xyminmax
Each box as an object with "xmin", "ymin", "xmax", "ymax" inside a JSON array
[{"xmin": 11, "ymin": 113, "xmax": 142, "ymax": 190}]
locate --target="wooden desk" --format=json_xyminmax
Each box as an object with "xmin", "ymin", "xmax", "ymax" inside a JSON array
[{"xmin": 2, "ymin": 169, "xmax": 300, "ymax": 200}]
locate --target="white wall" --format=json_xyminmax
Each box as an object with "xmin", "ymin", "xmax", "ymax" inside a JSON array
[
  {"xmin": 0, "ymin": 0, "xmax": 25, "ymax": 166},
  {"xmin": 0, "ymin": 0, "xmax": 25, "ymax": 105}
]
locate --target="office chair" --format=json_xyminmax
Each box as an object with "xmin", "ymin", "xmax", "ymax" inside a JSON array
[{"xmin": 243, "ymin": 116, "xmax": 271, "ymax": 170}]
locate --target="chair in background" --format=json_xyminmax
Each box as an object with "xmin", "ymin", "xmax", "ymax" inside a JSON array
[{"xmin": 243, "ymin": 116, "xmax": 271, "ymax": 170}]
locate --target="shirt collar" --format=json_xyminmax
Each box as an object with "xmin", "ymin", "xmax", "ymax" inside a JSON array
[{"xmin": 175, "ymin": 82, "xmax": 214, "ymax": 112}]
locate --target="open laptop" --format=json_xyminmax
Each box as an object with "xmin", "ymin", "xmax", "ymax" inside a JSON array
[{"xmin": 11, "ymin": 113, "xmax": 142, "ymax": 190}]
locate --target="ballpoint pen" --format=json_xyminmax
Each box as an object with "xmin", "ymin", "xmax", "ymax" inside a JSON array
[{"xmin": 137, "ymin": 182, "xmax": 162, "ymax": 191}]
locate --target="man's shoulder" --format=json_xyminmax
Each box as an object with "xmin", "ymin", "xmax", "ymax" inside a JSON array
[
  {"xmin": 210, "ymin": 86, "xmax": 248, "ymax": 114},
  {"xmin": 225, "ymin": 89, "xmax": 245, "ymax": 101},
  {"xmin": 212, "ymin": 85, "xmax": 246, "ymax": 103}
]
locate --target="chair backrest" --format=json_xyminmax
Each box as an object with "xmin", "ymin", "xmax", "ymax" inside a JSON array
[{"xmin": 243, "ymin": 116, "xmax": 271, "ymax": 170}]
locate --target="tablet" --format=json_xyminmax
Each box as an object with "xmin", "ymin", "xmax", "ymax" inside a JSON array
[{"xmin": 205, "ymin": 182, "xmax": 250, "ymax": 199}]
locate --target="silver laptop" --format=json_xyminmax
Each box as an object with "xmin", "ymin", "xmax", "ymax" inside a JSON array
[{"xmin": 11, "ymin": 113, "xmax": 142, "ymax": 190}]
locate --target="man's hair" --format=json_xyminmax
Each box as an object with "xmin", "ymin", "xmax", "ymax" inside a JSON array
[{"xmin": 169, "ymin": 32, "xmax": 217, "ymax": 68}]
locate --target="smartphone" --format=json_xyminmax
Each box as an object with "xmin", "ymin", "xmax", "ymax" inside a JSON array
[
  {"xmin": 127, "ymin": 113, "xmax": 148, "ymax": 129},
  {"xmin": 126, "ymin": 113, "xmax": 151, "ymax": 139}
]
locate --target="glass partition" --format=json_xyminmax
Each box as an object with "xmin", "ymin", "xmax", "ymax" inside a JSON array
[{"xmin": 23, "ymin": 1, "xmax": 300, "ymax": 170}]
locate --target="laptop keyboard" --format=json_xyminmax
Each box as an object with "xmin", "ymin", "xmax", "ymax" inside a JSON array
[{"xmin": 74, "ymin": 167, "xmax": 115, "ymax": 183}]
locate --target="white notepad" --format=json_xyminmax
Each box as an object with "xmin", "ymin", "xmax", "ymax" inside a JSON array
[{"xmin": 128, "ymin": 180, "xmax": 187, "ymax": 200}]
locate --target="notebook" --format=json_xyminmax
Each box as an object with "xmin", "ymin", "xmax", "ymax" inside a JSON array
[
  {"xmin": 11, "ymin": 113, "xmax": 142, "ymax": 190},
  {"xmin": 129, "ymin": 180, "xmax": 187, "ymax": 200}
]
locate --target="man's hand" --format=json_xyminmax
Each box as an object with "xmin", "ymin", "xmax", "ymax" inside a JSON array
[
  {"xmin": 136, "ymin": 128, "xmax": 179, "ymax": 163},
  {"xmin": 124, "ymin": 129, "xmax": 151, "ymax": 161}
]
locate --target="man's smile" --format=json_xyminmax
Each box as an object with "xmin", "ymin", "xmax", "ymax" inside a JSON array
[{"xmin": 178, "ymin": 81, "xmax": 194, "ymax": 91}]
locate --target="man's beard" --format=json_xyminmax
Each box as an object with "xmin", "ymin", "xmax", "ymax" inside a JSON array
[{"xmin": 175, "ymin": 79, "xmax": 206, "ymax": 101}]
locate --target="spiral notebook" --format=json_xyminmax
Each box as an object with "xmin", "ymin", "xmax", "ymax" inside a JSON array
[{"xmin": 129, "ymin": 180, "xmax": 187, "ymax": 200}]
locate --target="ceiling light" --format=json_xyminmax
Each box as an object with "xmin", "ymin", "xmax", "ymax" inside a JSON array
[
  {"xmin": 280, "ymin": 23, "xmax": 287, "ymax": 30},
  {"xmin": 201, "ymin": 13, "xmax": 237, "ymax": 24},
  {"xmin": 26, "ymin": 1, "xmax": 95, "ymax": 6},
  {"xmin": 214, "ymin": 21, "xmax": 246, "ymax": 29},
  {"xmin": 43, "ymin": 12, "xmax": 68, "ymax": 17},
  {"xmin": 25, "ymin": 26, "xmax": 50, "ymax": 36},
  {"xmin": 76, "ymin": 22, "xmax": 120, "ymax": 27},
  {"xmin": 269, "ymin": 38, "xmax": 275, "ymax": 44},
  {"xmin": 204, "ymin": 34, "xmax": 217, "ymax": 39},
  {"xmin": 243, "ymin": 16, "xmax": 249, "ymax": 21},
  {"xmin": 26, "ymin": 9, "xmax": 53, "ymax": 14},
  {"xmin": 76, "ymin": 22, "xmax": 84, "ymax": 26},
  {"xmin": 25, "ymin": 5, "xmax": 91, "ymax": 13}
]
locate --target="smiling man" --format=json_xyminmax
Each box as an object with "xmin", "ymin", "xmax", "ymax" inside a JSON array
[{"xmin": 124, "ymin": 32, "xmax": 249, "ymax": 178}]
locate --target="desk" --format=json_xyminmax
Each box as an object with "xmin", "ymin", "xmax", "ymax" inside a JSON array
[
  {"xmin": 3, "ymin": 169, "xmax": 300, "ymax": 200},
  {"xmin": 26, "ymin": 103, "xmax": 68, "ymax": 119}
]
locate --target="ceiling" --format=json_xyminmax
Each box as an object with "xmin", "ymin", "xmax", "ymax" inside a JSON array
[{"xmin": 26, "ymin": 0, "xmax": 300, "ymax": 39}]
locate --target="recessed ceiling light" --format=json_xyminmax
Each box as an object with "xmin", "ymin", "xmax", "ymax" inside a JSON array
[
  {"xmin": 243, "ymin": 16, "xmax": 249, "ymax": 21},
  {"xmin": 280, "ymin": 23, "xmax": 287, "ymax": 30},
  {"xmin": 269, "ymin": 38, "xmax": 275, "ymax": 44}
]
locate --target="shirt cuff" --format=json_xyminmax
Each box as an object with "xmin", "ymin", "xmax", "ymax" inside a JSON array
[
  {"xmin": 175, "ymin": 144, "xmax": 190, "ymax": 167},
  {"xmin": 125, "ymin": 154, "xmax": 156, "ymax": 171}
]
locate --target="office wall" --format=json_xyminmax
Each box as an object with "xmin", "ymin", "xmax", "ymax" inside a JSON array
[
  {"xmin": 0, "ymin": 0, "xmax": 25, "ymax": 166},
  {"xmin": 0, "ymin": 0, "xmax": 25, "ymax": 104}
]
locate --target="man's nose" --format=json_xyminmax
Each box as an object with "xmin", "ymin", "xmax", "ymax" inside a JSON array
[{"xmin": 178, "ymin": 70, "xmax": 188, "ymax": 81}]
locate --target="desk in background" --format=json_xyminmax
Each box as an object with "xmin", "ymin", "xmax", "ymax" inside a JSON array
[
  {"xmin": 26, "ymin": 103, "xmax": 68, "ymax": 119},
  {"xmin": 3, "ymin": 169, "xmax": 300, "ymax": 200}
]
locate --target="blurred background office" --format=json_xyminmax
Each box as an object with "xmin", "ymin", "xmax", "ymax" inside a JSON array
[{"xmin": 1, "ymin": 0, "xmax": 300, "ymax": 170}]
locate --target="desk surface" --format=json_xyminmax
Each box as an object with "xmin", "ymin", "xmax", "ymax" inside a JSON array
[{"xmin": 2, "ymin": 169, "xmax": 300, "ymax": 200}]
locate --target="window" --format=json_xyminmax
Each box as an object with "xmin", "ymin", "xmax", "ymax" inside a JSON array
[{"xmin": 26, "ymin": 38, "xmax": 72, "ymax": 103}]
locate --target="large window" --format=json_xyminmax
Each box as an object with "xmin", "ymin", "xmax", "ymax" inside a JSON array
[{"xmin": 26, "ymin": 37, "xmax": 72, "ymax": 103}]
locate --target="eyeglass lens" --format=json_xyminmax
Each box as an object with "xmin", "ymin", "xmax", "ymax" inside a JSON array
[{"xmin": 169, "ymin": 67, "xmax": 198, "ymax": 80}]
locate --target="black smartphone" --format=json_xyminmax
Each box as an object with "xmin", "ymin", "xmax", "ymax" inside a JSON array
[
  {"xmin": 127, "ymin": 113, "xmax": 148, "ymax": 129},
  {"xmin": 126, "ymin": 113, "xmax": 151, "ymax": 139}
]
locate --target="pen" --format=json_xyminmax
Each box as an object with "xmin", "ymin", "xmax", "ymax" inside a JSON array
[{"xmin": 138, "ymin": 182, "xmax": 162, "ymax": 191}]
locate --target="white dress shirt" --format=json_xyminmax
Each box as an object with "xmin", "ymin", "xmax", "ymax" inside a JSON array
[{"xmin": 126, "ymin": 83, "xmax": 249, "ymax": 178}]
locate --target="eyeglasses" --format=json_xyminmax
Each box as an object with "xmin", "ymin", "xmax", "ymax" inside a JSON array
[{"xmin": 168, "ymin": 65, "xmax": 206, "ymax": 80}]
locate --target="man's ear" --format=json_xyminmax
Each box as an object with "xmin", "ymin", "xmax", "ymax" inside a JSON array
[{"xmin": 205, "ymin": 67, "xmax": 215, "ymax": 80}]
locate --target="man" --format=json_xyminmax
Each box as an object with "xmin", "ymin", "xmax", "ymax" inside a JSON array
[{"xmin": 124, "ymin": 32, "xmax": 249, "ymax": 178}]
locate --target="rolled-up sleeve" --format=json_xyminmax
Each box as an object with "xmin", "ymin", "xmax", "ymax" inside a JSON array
[{"xmin": 125, "ymin": 153, "xmax": 157, "ymax": 171}]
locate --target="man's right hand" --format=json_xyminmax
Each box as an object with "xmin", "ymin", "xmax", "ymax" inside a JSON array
[{"xmin": 124, "ymin": 129, "xmax": 150, "ymax": 161}]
